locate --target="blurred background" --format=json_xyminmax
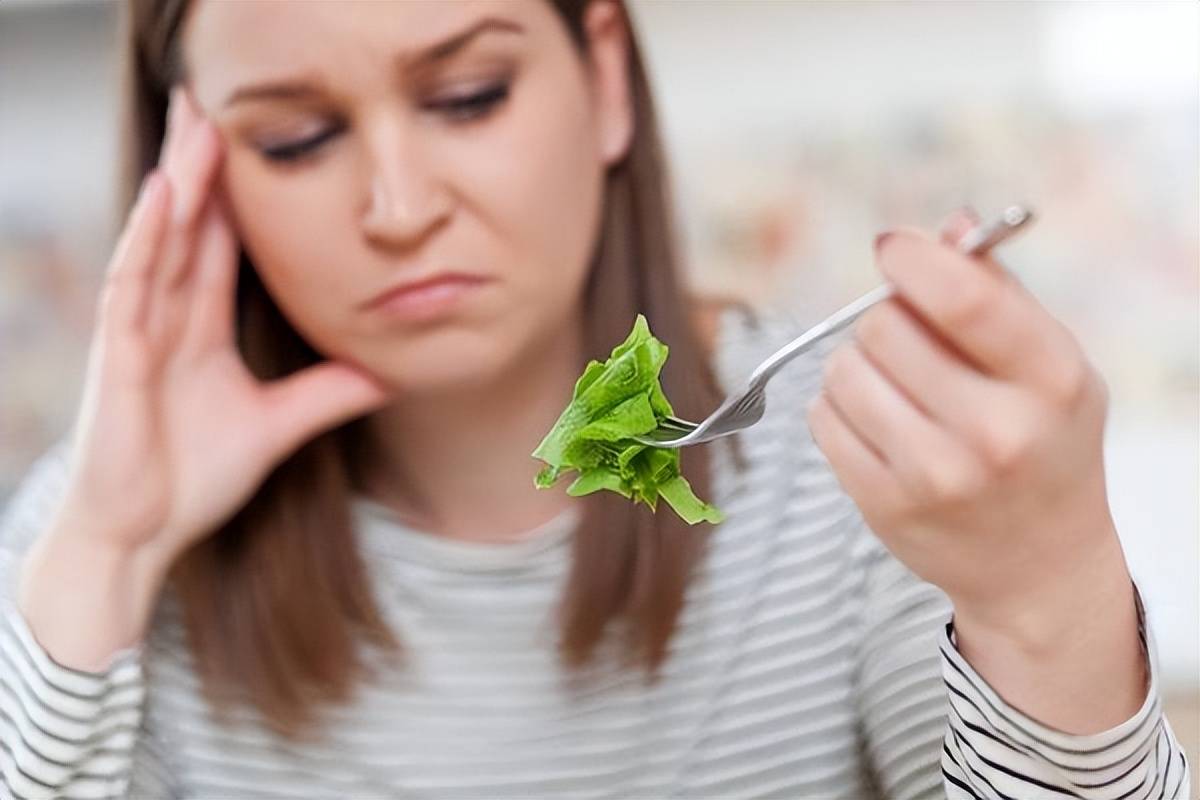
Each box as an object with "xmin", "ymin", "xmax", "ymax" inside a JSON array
[{"xmin": 1, "ymin": 0, "xmax": 1196, "ymax": 770}]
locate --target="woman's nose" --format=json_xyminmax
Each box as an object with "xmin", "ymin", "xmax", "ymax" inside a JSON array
[{"xmin": 360, "ymin": 138, "xmax": 452, "ymax": 247}]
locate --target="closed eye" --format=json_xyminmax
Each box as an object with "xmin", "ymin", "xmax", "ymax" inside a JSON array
[
  {"xmin": 259, "ymin": 126, "xmax": 343, "ymax": 163},
  {"xmin": 257, "ymin": 82, "xmax": 510, "ymax": 165},
  {"xmin": 426, "ymin": 82, "xmax": 510, "ymax": 122}
]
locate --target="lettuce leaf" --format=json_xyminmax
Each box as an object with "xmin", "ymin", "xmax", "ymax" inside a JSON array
[{"xmin": 531, "ymin": 314, "xmax": 725, "ymax": 525}]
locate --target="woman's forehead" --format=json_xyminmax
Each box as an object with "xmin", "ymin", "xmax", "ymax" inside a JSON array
[{"xmin": 183, "ymin": 0, "xmax": 545, "ymax": 98}]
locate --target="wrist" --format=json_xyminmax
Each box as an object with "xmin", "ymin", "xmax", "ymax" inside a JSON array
[
  {"xmin": 17, "ymin": 518, "xmax": 171, "ymax": 671},
  {"xmin": 953, "ymin": 569, "xmax": 1137, "ymax": 665},
  {"xmin": 43, "ymin": 512, "xmax": 169, "ymax": 572},
  {"xmin": 949, "ymin": 541, "xmax": 1147, "ymax": 734},
  {"xmin": 952, "ymin": 527, "xmax": 1134, "ymax": 656}
]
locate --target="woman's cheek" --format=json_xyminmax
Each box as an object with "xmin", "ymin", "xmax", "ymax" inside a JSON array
[
  {"xmin": 460, "ymin": 70, "xmax": 602, "ymax": 293},
  {"xmin": 236, "ymin": 219, "xmax": 350, "ymax": 350},
  {"xmin": 512, "ymin": 129, "xmax": 604, "ymax": 297}
]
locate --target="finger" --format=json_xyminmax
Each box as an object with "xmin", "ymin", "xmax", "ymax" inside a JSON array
[
  {"xmin": 169, "ymin": 86, "xmax": 219, "ymax": 225},
  {"xmin": 805, "ymin": 390, "xmax": 904, "ymax": 513},
  {"xmin": 147, "ymin": 108, "xmax": 223, "ymax": 342},
  {"xmin": 938, "ymin": 206, "xmax": 980, "ymax": 248},
  {"xmin": 133, "ymin": 84, "xmax": 189, "ymax": 341},
  {"xmin": 263, "ymin": 362, "xmax": 393, "ymax": 453},
  {"xmin": 180, "ymin": 193, "xmax": 239, "ymax": 351},
  {"xmin": 158, "ymin": 85, "xmax": 190, "ymax": 166},
  {"xmin": 821, "ymin": 341, "xmax": 981, "ymax": 503},
  {"xmin": 873, "ymin": 229, "xmax": 1079, "ymax": 391},
  {"xmin": 157, "ymin": 106, "xmax": 222, "ymax": 290},
  {"xmin": 937, "ymin": 206, "xmax": 1016, "ymax": 286},
  {"xmin": 97, "ymin": 170, "xmax": 170, "ymax": 337},
  {"xmin": 853, "ymin": 298, "xmax": 1000, "ymax": 436}
]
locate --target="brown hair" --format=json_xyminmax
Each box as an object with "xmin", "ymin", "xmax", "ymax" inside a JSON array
[{"xmin": 118, "ymin": 0, "xmax": 739, "ymax": 738}]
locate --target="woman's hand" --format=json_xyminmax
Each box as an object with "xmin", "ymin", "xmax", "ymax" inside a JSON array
[
  {"xmin": 18, "ymin": 85, "xmax": 391, "ymax": 666},
  {"xmin": 806, "ymin": 209, "xmax": 1144, "ymax": 732},
  {"xmin": 57, "ymin": 83, "xmax": 391, "ymax": 563}
]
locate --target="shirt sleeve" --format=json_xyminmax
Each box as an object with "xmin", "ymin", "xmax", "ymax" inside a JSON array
[
  {"xmin": 848, "ymin": 509, "xmax": 1191, "ymax": 800},
  {"xmin": 0, "ymin": 443, "xmax": 179, "ymax": 799},
  {"xmin": 940, "ymin": 583, "xmax": 1192, "ymax": 800}
]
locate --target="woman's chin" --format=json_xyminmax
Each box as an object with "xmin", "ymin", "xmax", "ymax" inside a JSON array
[{"xmin": 357, "ymin": 345, "xmax": 508, "ymax": 396}]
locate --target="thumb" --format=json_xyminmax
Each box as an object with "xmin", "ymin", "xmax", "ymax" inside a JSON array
[
  {"xmin": 938, "ymin": 205, "xmax": 981, "ymax": 248},
  {"xmin": 263, "ymin": 361, "xmax": 392, "ymax": 451},
  {"xmin": 938, "ymin": 205, "xmax": 1020, "ymax": 288}
]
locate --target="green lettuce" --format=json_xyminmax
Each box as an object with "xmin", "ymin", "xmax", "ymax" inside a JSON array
[{"xmin": 531, "ymin": 314, "xmax": 724, "ymax": 525}]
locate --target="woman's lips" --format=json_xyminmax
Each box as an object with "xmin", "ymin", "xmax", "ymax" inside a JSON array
[{"xmin": 362, "ymin": 274, "xmax": 490, "ymax": 323}]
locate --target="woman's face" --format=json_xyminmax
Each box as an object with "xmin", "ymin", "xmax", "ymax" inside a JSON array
[{"xmin": 183, "ymin": 0, "xmax": 632, "ymax": 391}]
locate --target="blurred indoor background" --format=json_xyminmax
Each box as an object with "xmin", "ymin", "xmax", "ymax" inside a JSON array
[{"xmin": 1, "ymin": 0, "xmax": 1196, "ymax": 772}]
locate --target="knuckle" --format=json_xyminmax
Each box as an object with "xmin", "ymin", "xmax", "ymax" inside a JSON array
[
  {"xmin": 943, "ymin": 283, "xmax": 995, "ymax": 331},
  {"xmin": 977, "ymin": 423, "xmax": 1032, "ymax": 473},
  {"xmin": 913, "ymin": 460, "xmax": 978, "ymax": 505},
  {"xmin": 1045, "ymin": 354, "xmax": 1092, "ymax": 409}
]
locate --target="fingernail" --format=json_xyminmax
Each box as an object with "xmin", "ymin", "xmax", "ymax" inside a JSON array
[{"xmin": 873, "ymin": 231, "xmax": 895, "ymax": 254}]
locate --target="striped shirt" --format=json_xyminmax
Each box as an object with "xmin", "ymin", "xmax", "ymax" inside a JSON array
[{"xmin": 0, "ymin": 307, "xmax": 1190, "ymax": 799}]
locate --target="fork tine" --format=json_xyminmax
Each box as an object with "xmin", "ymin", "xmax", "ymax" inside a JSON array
[
  {"xmin": 637, "ymin": 427, "xmax": 689, "ymax": 445},
  {"xmin": 732, "ymin": 387, "xmax": 764, "ymax": 417}
]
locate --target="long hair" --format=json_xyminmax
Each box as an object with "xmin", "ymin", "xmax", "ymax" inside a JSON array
[{"xmin": 118, "ymin": 0, "xmax": 736, "ymax": 738}]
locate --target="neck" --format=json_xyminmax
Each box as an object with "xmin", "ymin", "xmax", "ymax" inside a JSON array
[{"xmin": 357, "ymin": 319, "xmax": 588, "ymax": 543}]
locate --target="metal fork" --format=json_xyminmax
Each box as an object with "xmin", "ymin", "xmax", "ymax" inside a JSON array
[{"xmin": 632, "ymin": 205, "xmax": 1035, "ymax": 449}]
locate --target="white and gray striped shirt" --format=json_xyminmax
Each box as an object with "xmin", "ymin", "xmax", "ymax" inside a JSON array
[{"xmin": 0, "ymin": 308, "xmax": 1190, "ymax": 799}]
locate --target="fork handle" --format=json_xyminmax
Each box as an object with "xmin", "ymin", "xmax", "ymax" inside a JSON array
[{"xmin": 746, "ymin": 205, "xmax": 1034, "ymax": 388}]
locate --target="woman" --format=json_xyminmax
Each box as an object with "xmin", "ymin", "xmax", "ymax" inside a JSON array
[{"xmin": 0, "ymin": 0, "xmax": 1189, "ymax": 797}]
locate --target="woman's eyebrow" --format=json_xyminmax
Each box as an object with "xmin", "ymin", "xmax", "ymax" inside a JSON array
[{"xmin": 221, "ymin": 16, "xmax": 525, "ymax": 109}]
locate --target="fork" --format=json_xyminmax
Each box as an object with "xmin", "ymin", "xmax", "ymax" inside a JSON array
[{"xmin": 632, "ymin": 205, "xmax": 1035, "ymax": 449}]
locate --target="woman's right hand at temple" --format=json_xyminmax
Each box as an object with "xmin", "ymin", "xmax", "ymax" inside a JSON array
[{"xmin": 16, "ymin": 85, "xmax": 392, "ymax": 668}]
